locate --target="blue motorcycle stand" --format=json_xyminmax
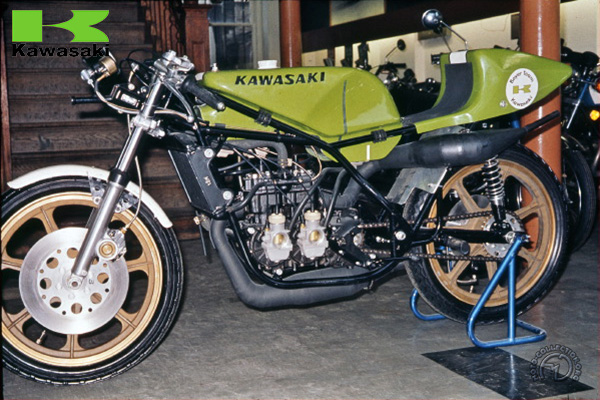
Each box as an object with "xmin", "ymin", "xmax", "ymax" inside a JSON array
[{"xmin": 410, "ymin": 233, "xmax": 547, "ymax": 348}]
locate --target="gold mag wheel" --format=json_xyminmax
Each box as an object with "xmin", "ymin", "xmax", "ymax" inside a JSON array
[
  {"xmin": 425, "ymin": 158, "xmax": 556, "ymax": 307},
  {"xmin": 2, "ymin": 191, "xmax": 163, "ymax": 368}
]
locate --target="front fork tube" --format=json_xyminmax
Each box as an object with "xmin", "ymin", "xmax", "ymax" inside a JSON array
[
  {"xmin": 68, "ymin": 81, "xmax": 164, "ymax": 288},
  {"xmin": 565, "ymin": 81, "xmax": 590, "ymax": 131}
]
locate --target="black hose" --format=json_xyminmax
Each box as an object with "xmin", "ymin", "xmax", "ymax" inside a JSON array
[
  {"xmin": 324, "ymin": 170, "xmax": 347, "ymax": 228},
  {"xmin": 224, "ymin": 139, "xmax": 288, "ymax": 168},
  {"xmin": 288, "ymin": 167, "xmax": 341, "ymax": 229}
]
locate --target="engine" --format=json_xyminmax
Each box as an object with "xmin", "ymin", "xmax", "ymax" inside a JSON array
[
  {"xmin": 237, "ymin": 165, "xmax": 335, "ymax": 276},
  {"xmin": 217, "ymin": 143, "xmax": 388, "ymax": 279}
]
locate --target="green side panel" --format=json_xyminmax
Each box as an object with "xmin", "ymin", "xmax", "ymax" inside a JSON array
[
  {"xmin": 414, "ymin": 49, "xmax": 573, "ymax": 133},
  {"xmin": 200, "ymin": 67, "xmax": 404, "ymax": 162}
]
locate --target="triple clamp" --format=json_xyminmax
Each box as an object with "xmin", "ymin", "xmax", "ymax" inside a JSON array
[{"xmin": 131, "ymin": 114, "xmax": 165, "ymax": 138}]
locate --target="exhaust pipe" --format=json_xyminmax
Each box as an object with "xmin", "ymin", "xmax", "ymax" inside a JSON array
[
  {"xmin": 210, "ymin": 220, "xmax": 367, "ymax": 309},
  {"xmin": 335, "ymin": 112, "xmax": 560, "ymax": 208},
  {"xmin": 380, "ymin": 126, "xmax": 527, "ymax": 169}
]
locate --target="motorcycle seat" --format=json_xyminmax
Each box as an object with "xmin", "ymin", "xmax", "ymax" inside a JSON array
[{"xmin": 402, "ymin": 62, "xmax": 473, "ymax": 125}]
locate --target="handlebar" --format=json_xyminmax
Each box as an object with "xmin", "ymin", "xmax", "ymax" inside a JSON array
[{"xmin": 181, "ymin": 76, "xmax": 225, "ymax": 111}]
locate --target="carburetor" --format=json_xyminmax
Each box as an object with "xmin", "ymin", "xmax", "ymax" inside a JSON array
[
  {"xmin": 261, "ymin": 213, "xmax": 293, "ymax": 264},
  {"xmin": 297, "ymin": 210, "xmax": 328, "ymax": 259}
]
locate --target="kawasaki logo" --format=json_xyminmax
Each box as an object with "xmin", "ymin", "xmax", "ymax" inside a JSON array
[
  {"xmin": 506, "ymin": 68, "xmax": 539, "ymax": 110},
  {"xmin": 11, "ymin": 10, "xmax": 109, "ymax": 58},
  {"xmin": 12, "ymin": 43, "xmax": 107, "ymax": 57},
  {"xmin": 12, "ymin": 10, "xmax": 109, "ymax": 42},
  {"xmin": 513, "ymin": 84, "xmax": 532, "ymax": 94},
  {"xmin": 235, "ymin": 72, "xmax": 326, "ymax": 86}
]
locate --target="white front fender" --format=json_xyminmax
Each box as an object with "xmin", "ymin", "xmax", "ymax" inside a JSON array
[{"xmin": 8, "ymin": 164, "xmax": 173, "ymax": 228}]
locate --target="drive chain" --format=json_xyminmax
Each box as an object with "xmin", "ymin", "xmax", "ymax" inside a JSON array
[
  {"xmin": 403, "ymin": 252, "xmax": 502, "ymax": 262},
  {"xmin": 360, "ymin": 211, "xmax": 502, "ymax": 262},
  {"xmin": 358, "ymin": 210, "xmax": 494, "ymax": 229},
  {"xmin": 362, "ymin": 248, "xmax": 502, "ymax": 262}
]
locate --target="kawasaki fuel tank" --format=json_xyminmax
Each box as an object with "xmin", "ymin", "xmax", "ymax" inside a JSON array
[{"xmin": 200, "ymin": 67, "xmax": 404, "ymax": 161}]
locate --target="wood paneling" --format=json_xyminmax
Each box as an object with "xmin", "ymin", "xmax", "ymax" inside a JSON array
[
  {"xmin": 183, "ymin": 2, "xmax": 212, "ymax": 72},
  {"xmin": 3, "ymin": 1, "xmax": 198, "ymax": 239},
  {"xmin": 1, "ymin": 17, "xmax": 12, "ymax": 191}
]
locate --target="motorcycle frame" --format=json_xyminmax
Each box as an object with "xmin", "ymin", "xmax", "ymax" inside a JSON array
[
  {"xmin": 71, "ymin": 48, "xmax": 571, "ymax": 291},
  {"xmin": 164, "ymin": 94, "xmax": 508, "ymax": 290}
]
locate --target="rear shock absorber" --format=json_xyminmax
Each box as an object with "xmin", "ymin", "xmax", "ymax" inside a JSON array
[{"xmin": 481, "ymin": 156, "xmax": 507, "ymax": 224}]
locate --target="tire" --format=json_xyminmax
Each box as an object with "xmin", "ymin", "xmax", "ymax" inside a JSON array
[
  {"xmin": 562, "ymin": 148, "xmax": 597, "ymax": 251},
  {"xmin": 404, "ymin": 145, "xmax": 569, "ymax": 323},
  {"xmin": 2, "ymin": 178, "xmax": 183, "ymax": 384}
]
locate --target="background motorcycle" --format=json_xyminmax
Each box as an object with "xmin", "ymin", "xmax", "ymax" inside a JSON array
[
  {"xmin": 560, "ymin": 44, "xmax": 598, "ymax": 249},
  {"xmin": 2, "ymin": 10, "xmax": 571, "ymax": 384},
  {"xmin": 561, "ymin": 44, "xmax": 600, "ymax": 174}
]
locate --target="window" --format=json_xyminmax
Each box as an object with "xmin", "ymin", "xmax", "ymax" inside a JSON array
[{"xmin": 208, "ymin": 0, "xmax": 280, "ymax": 70}]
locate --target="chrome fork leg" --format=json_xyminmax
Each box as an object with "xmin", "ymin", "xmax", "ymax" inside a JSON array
[
  {"xmin": 67, "ymin": 128, "xmax": 144, "ymax": 288},
  {"xmin": 68, "ymin": 81, "xmax": 164, "ymax": 288}
]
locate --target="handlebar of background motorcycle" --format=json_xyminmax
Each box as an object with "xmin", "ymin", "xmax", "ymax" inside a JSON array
[{"xmin": 561, "ymin": 46, "xmax": 599, "ymax": 70}]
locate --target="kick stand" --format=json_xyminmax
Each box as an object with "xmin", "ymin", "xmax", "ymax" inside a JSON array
[{"xmin": 410, "ymin": 234, "xmax": 547, "ymax": 348}]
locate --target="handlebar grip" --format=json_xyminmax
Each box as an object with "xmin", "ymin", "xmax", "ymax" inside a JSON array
[
  {"xmin": 71, "ymin": 96, "xmax": 102, "ymax": 105},
  {"xmin": 182, "ymin": 76, "xmax": 225, "ymax": 111}
]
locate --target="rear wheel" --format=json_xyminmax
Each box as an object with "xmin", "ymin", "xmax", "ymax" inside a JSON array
[
  {"xmin": 405, "ymin": 146, "xmax": 568, "ymax": 323},
  {"xmin": 2, "ymin": 178, "xmax": 183, "ymax": 384}
]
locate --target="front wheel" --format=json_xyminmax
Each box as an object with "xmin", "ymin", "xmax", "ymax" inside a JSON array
[
  {"xmin": 405, "ymin": 145, "xmax": 568, "ymax": 323},
  {"xmin": 2, "ymin": 178, "xmax": 183, "ymax": 384}
]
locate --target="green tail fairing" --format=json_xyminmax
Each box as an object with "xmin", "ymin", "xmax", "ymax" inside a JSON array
[{"xmin": 412, "ymin": 49, "xmax": 573, "ymax": 133}]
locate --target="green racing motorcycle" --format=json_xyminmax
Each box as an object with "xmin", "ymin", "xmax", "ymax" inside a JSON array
[{"xmin": 2, "ymin": 10, "xmax": 572, "ymax": 384}]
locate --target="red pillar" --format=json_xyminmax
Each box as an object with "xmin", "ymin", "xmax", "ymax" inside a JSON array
[
  {"xmin": 183, "ymin": 2, "xmax": 212, "ymax": 72},
  {"xmin": 280, "ymin": 0, "xmax": 303, "ymax": 67},
  {"xmin": 520, "ymin": 0, "xmax": 562, "ymax": 180}
]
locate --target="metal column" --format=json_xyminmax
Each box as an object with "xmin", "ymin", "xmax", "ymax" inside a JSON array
[
  {"xmin": 520, "ymin": 0, "xmax": 562, "ymax": 181},
  {"xmin": 279, "ymin": 0, "xmax": 302, "ymax": 67}
]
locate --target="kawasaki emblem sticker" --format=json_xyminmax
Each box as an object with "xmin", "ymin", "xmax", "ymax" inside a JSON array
[{"xmin": 506, "ymin": 68, "xmax": 539, "ymax": 109}]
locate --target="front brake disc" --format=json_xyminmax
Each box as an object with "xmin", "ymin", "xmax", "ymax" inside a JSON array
[{"xmin": 19, "ymin": 227, "xmax": 129, "ymax": 335}]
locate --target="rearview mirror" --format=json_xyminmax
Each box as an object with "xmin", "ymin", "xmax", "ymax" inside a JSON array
[
  {"xmin": 421, "ymin": 9, "xmax": 469, "ymax": 50},
  {"xmin": 421, "ymin": 9, "xmax": 444, "ymax": 33},
  {"xmin": 396, "ymin": 39, "xmax": 406, "ymax": 51}
]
